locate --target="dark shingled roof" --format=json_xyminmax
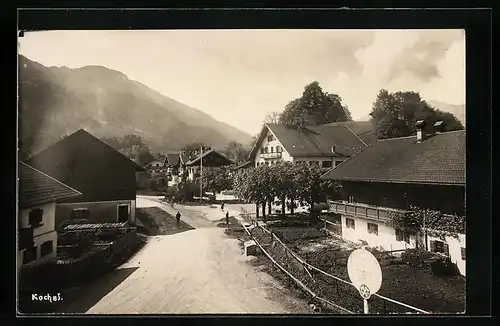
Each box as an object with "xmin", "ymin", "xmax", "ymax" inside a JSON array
[
  {"xmin": 184, "ymin": 149, "xmax": 234, "ymax": 167},
  {"xmin": 322, "ymin": 120, "xmax": 378, "ymax": 146},
  {"xmin": 321, "ymin": 130, "xmax": 465, "ymax": 185},
  {"xmin": 263, "ymin": 123, "xmax": 367, "ymax": 158},
  {"xmin": 19, "ymin": 162, "xmax": 82, "ymax": 208}
]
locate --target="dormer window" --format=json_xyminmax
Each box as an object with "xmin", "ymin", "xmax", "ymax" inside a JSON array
[
  {"xmin": 28, "ymin": 209, "xmax": 43, "ymax": 228},
  {"xmin": 267, "ymin": 135, "xmax": 274, "ymax": 142}
]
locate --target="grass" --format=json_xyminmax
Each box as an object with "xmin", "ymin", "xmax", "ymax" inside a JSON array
[
  {"xmin": 135, "ymin": 207, "xmax": 194, "ymax": 235},
  {"xmin": 236, "ymin": 225, "xmax": 465, "ymax": 314}
]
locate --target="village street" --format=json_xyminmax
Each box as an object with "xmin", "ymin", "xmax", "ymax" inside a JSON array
[{"xmin": 59, "ymin": 196, "xmax": 311, "ymax": 314}]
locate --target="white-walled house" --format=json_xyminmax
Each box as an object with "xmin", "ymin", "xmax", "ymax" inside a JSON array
[
  {"xmin": 18, "ymin": 162, "xmax": 82, "ymax": 270},
  {"xmin": 248, "ymin": 123, "xmax": 370, "ymax": 168},
  {"xmin": 322, "ymin": 123, "xmax": 466, "ymax": 275}
]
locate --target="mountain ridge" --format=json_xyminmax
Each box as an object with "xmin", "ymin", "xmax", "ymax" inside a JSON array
[{"xmin": 18, "ymin": 55, "xmax": 252, "ymax": 158}]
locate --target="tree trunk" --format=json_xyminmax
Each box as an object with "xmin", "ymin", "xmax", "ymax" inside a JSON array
[
  {"xmin": 262, "ymin": 203, "xmax": 266, "ymax": 217},
  {"xmin": 281, "ymin": 195, "xmax": 286, "ymax": 218},
  {"xmin": 268, "ymin": 201, "xmax": 272, "ymax": 215},
  {"xmin": 256, "ymin": 204, "xmax": 260, "ymax": 218},
  {"xmin": 290, "ymin": 199, "xmax": 295, "ymax": 215}
]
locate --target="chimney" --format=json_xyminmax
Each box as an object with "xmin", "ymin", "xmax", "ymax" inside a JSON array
[
  {"xmin": 433, "ymin": 120, "xmax": 445, "ymax": 134},
  {"xmin": 331, "ymin": 145, "xmax": 336, "ymax": 154},
  {"xmin": 415, "ymin": 120, "xmax": 426, "ymax": 143}
]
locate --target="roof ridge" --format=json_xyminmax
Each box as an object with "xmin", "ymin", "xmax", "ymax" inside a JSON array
[
  {"xmin": 19, "ymin": 161, "xmax": 83, "ymax": 195},
  {"xmin": 344, "ymin": 125, "xmax": 368, "ymax": 147}
]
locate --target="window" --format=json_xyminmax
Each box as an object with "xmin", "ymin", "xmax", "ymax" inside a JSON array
[
  {"xmin": 71, "ymin": 208, "xmax": 90, "ymax": 220},
  {"xmin": 267, "ymin": 135, "xmax": 274, "ymax": 142},
  {"xmin": 348, "ymin": 196, "xmax": 354, "ymax": 203},
  {"xmin": 260, "ymin": 147, "xmax": 265, "ymax": 154},
  {"xmin": 367, "ymin": 223, "xmax": 379, "ymax": 235},
  {"xmin": 117, "ymin": 205, "xmax": 129, "ymax": 223},
  {"xmin": 430, "ymin": 240, "xmax": 450, "ymax": 256},
  {"xmin": 345, "ymin": 218, "xmax": 355, "ymax": 229},
  {"xmin": 41, "ymin": 240, "xmax": 53, "ymax": 257},
  {"xmin": 265, "ymin": 147, "xmax": 269, "ymax": 153},
  {"xmin": 276, "ymin": 146, "xmax": 282, "ymax": 153},
  {"xmin": 461, "ymin": 247, "xmax": 466, "ymax": 260},
  {"xmin": 321, "ymin": 161, "xmax": 332, "ymax": 168},
  {"xmin": 395, "ymin": 229, "xmax": 410, "ymax": 243},
  {"xmin": 28, "ymin": 209, "xmax": 43, "ymax": 227},
  {"xmin": 23, "ymin": 246, "xmax": 37, "ymax": 264},
  {"xmin": 271, "ymin": 147, "xmax": 274, "ymax": 153}
]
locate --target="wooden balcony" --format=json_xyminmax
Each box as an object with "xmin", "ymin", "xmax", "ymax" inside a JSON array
[
  {"xmin": 259, "ymin": 152, "xmax": 282, "ymax": 159},
  {"xmin": 327, "ymin": 200, "xmax": 410, "ymax": 221}
]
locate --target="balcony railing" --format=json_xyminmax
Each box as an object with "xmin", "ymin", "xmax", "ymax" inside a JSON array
[
  {"xmin": 327, "ymin": 200, "xmax": 410, "ymax": 221},
  {"xmin": 259, "ymin": 152, "xmax": 282, "ymax": 159}
]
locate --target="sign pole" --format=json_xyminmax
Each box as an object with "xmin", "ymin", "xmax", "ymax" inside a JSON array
[{"xmin": 363, "ymin": 299, "xmax": 369, "ymax": 314}]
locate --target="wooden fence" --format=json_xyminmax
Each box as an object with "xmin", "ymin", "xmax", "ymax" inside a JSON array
[{"xmin": 244, "ymin": 221, "xmax": 430, "ymax": 314}]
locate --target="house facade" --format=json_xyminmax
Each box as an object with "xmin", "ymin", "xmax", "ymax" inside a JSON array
[
  {"xmin": 18, "ymin": 162, "xmax": 82, "ymax": 270},
  {"xmin": 248, "ymin": 123, "xmax": 368, "ymax": 168},
  {"xmin": 183, "ymin": 149, "xmax": 234, "ymax": 181},
  {"xmin": 27, "ymin": 129, "xmax": 145, "ymax": 228},
  {"xmin": 321, "ymin": 122, "xmax": 466, "ymax": 275}
]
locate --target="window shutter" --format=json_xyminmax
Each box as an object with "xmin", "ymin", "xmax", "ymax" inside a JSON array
[
  {"xmin": 443, "ymin": 243, "xmax": 450, "ymax": 256},
  {"xmin": 429, "ymin": 240, "xmax": 436, "ymax": 252}
]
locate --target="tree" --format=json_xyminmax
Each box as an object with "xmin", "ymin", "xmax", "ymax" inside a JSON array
[
  {"xmin": 198, "ymin": 167, "xmax": 233, "ymax": 194},
  {"xmin": 264, "ymin": 111, "xmax": 281, "ymax": 124},
  {"xmin": 370, "ymin": 89, "xmax": 464, "ymax": 140},
  {"xmin": 120, "ymin": 134, "xmax": 144, "ymax": 149},
  {"xmin": 135, "ymin": 147, "xmax": 154, "ymax": 166},
  {"xmin": 278, "ymin": 81, "xmax": 352, "ymax": 129},
  {"xmin": 222, "ymin": 141, "xmax": 250, "ymax": 164}
]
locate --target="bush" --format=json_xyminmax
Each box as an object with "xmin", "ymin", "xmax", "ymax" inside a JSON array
[
  {"xmin": 164, "ymin": 186, "xmax": 180, "ymax": 200},
  {"xmin": 401, "ymin": 248, "xmax": 457, "ymax": 276},
  {"xmin": 147, "ymin": 178, "xmax": 158, "ymax": 191}
]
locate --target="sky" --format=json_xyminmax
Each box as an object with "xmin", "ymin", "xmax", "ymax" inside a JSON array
[{"xmin": 19, "ymin": 29, "xmax": 465, "ymax": 135}]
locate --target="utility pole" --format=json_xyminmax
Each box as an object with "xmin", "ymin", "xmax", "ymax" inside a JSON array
[{"xmin": 423, "ymin": 213, "xmax": 428, "ymax": 251}]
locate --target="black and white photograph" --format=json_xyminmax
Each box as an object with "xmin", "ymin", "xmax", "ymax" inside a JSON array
[{"xmin": 17, "ymin": 28, "xmax": 467, "ymax": 315}]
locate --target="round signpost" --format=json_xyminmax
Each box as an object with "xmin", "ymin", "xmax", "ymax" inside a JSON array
[{"xmin": 347, "ymin": 248, "xmax": 383, "ymax": 314}]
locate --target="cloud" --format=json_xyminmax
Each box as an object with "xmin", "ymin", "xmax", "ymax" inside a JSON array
[{"xmin": 18, "ymin": 29, "xmax": 465, "ymax": 134}]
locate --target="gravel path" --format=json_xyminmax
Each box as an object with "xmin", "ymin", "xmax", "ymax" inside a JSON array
[{"xmin": 61, "ymin": 197, "xmax": 312, "ymax": 314}]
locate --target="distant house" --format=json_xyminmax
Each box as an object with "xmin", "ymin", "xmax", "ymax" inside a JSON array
[
  {"xmin": 162, "ymin": 151, "xmax": 189, "ymax": 186},
  {"xmin": 183, "ymin": 149, "xmax": 234, "ymax": 181},
  {"xmin": 147, "ymin": 156, "xmax": 166, "ymax": 173},
  {"xmin": 27, "ymin": 129, "xmax": 145, "ymax": 228},
  {"xmin": 321, "ymin": 121, "xmax": 466, "ymax": 275},
  {"xmin": 248, "ymin": 123, "xmax": 369, "ymax": 168},
  {"xmin": 232, "ymin": 161, "xmax": 253, "ymax": 171},
  {"xmin": 18, "ymin": 162, "xmax": 82, "ymax": 270}
]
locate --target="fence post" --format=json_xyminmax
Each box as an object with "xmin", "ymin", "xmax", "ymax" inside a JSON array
[
  {"xmin": 364, "ymin": 299, "xmax": 370, "ymax": 314},
  {"xmin": 336, "ymin": 278, "xmax": 339, "ymax": 294}
]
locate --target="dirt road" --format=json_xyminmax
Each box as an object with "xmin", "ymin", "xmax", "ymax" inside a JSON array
[{"xmin": 62, "ymin": 197, "xmax": 312, "ymax": 314}]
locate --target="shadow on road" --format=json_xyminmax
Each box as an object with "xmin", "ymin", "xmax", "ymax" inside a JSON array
[{"xmin": 56, "ymin": 267, "xmax": 139, "ymax": 314}]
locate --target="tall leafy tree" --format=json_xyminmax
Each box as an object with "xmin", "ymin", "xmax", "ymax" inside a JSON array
[
  {"xmin": 222, "ymin": 141, "xmax": 250, "ymax": 164},
  {"xmin": 371, "ymin": 89, "xmax": 464, "ymax": 139},
  {"xmin": 278, "ymin": 81, "xmax": 352, "ymax": 129},
  {"xmin": 197, "ymin": 167, "xmax": 233, "ymax": 194}
]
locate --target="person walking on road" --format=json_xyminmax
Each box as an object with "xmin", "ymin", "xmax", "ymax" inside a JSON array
[
  {"xmin": 176, "ymin": 211, "xmax": 181, "ymax": 228},
  {"xmin": 220, "ymin": 202, "xmax": 225, "ymax": 211},
  {"xmin": 226, "ymin": 211, "xmax": 230, "ymax": 230}
]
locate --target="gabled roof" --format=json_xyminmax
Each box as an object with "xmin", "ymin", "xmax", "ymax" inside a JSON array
[
  {"xmin": 163, "ymin": 151, "xmax": 182, "ymax": 167},
  {"xmin": 28, "ymin": 129, "xmax": 145, "ymax": 172},
  {"xmin": 233, "ymin": 161, "xmax": 253, "ymax": 170},
  {"xmin": 184, "ymin": 149, "xmax": 234, "ymax": 167},
  {"xmin": 19, "ymin": 162, "xmax": 82, "ymax": 208},
  {"xmin": 321, "ymin": 130, "xmax": 465, "ymax": 186},
  {"xmin": 249, "ymin": 123, "xmax": 368, "ymax": 160},
  {"xmin": 322, "ymin": 120, "xmax": 378, "ymax": 146}
]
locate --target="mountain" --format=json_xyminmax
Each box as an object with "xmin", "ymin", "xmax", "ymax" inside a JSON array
[
  {"xmin": 18, "ymin": 55, "xmax": 252, "ymax": 159},
  {"xmin": 426, "ymin": 100, "xmax": 465, "ymax": 125}
]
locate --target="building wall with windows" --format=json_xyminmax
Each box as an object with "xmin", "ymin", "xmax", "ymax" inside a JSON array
[
  {"xmin": 254, "ymin": 128, "xmax": 348, "ymax": 168},
  {"xmin": 426, "ymin": 232, "xmax": 466, "ymax": 276},
  {"xmin": 55, "ymin": 199, "xmax": 136, "ymax": 228},
  {"xmin": 18, "ymin": 202, "xmax": 58, "ymax": 269},
  {"xmin": 340, "ymin": 214, "xmax": 418, "ymax": 251}
]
